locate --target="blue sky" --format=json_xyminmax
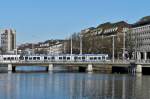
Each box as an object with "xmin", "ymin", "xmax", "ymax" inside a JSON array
[{"xmin": 0, "ymin": 0, "xmax": 150, "ymax": 44}]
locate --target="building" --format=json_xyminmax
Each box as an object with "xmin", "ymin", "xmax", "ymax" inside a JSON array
[
  {"xmin": 18, "ymin": 40, "xmax": 65, "ymax": 55},
  {"xmin": 126, "ymin": 16, "xmax": 150, "ymax": 61},
  {"xmin": 0, "ymin": 29, "xmax": 16, "ymax": 53},
  {"xmin": 49, "ymin": 42, "xmax": 63, "ymax": 54},
  {"xmin": 80, "ymin": 21, "xmax": 131, "ymax": 59}
]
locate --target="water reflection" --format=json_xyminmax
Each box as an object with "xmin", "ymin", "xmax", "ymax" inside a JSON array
[{"xmin": 0, "ymin": 72, "xmax": 150, "ymax": 99}]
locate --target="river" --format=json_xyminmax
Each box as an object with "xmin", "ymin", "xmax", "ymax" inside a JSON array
[{"xmin": 0, "ymin": 71, "xmax": 149, "ymax": 99}]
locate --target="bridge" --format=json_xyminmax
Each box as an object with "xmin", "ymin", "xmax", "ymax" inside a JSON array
[
  {"xmin": 0, "ymin": 54, "xmax": 149, "ymax": 73},
  {"xmin": 0, "ymin": 59, "xmax": 145, "ymax": 73}
]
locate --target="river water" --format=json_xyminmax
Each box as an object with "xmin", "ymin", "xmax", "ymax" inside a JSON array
[{"xmin": 0, "ymin": 71, "xmax": 149, "ymax": 99}]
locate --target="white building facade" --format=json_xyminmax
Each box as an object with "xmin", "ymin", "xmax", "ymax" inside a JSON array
[
  {"xmin": 49, "ymin": 43, "xmax": 63, "ymax": 54},
  {"xmin": 127, "ymin": 17, "xmax": 150, "ymax": 61},
  {"xmin": 0, "ymin": 29, "xmax": 16, "ymax": 53}
]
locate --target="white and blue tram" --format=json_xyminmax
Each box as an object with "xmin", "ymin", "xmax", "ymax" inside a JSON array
[{"xmin": 0, "ymin": 54, "xmax": 109, "ymax": 62}]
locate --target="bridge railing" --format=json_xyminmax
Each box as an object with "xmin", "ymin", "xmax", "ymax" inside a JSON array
[
  {"xmin": 0, "ymin": 59, "xmax": 113, "ymax": 64},
  {"xmin": 4, "ymin": 59, "xmax": 150, "ymax": 64}
]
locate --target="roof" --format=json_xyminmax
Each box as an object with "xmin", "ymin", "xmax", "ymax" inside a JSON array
[
  {"xmin": 97, "ymin": 21, "xmax": 130, "ymax": 29},
  {"xmin": 132, "ymin": 16, "xmax": 150, "ymax": 27}
]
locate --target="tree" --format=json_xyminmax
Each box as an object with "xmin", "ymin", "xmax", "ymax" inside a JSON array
[{"xmin": 126, "ymin": 29, "xmax": 136, "ymax": 59}]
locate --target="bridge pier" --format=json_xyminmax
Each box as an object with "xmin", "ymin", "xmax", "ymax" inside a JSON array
[
  {"xmin": 136, "ymin": 65, "xmax": 142, "ymax": 73},
  {"xmin": 87, "ymin": 64, "xmax": 93, "ymax": 72},
  {"xmin": 48, "ymin": 64, "xmax": 53, "ymax": 71},
  {"xmin": 8, "ymin": 64, "xmax": 16, "ymax": 72},
  {"xmin": 8, "ymin": 64, "xmax": 12, "ymax": 71}
]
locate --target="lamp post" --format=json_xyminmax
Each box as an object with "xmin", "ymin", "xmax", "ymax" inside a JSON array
[
  {"xmin": 112, "ymin": 35, "xmax": 115, "ymax": 63},
  {"xmin": 123, "ymin": 28, "xmax": 127, "ymax": 62},
  {"xmin": 109, "ymin": 35, "xmax": 116, "ymax": 63},
  {"xmin": 104, "ymin": 35, "xmax": 116, "ymax": 63},
  {"xmin": 32, "ymin": 43, "xmax": 34, "ymax": 55},
  {"xmin": 71, "ymin": 35, "xmax": 72, "ymax": 55},
  {"xmin": 79, "ymin": 34, "xmax": 83, "ymax": 55},
  {"xmin": 123, "ymin": 34, "xmax": 126, "ymax": 62}
]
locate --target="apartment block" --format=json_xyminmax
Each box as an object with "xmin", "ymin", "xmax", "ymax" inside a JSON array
[{"xmin": 0, "ymin": 29, "xmax": 16, "ymax": 53}]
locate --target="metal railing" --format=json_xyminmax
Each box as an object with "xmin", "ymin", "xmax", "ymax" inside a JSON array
[
  {"xmin": 0, "ymin": 59, "xmax": 150, "ymax": 64},
  {"xmin": 0, "ymin": 59, "xmax": 113, "ymax": 64}
]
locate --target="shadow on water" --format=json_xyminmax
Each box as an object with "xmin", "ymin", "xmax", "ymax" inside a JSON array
[
  {"xmin": 142, "ymin": 67, "xmax": 150, "ymax": 75},
  {"xmin": 112, "ymin": 66, "xmax": 128, "ymax": 74}
]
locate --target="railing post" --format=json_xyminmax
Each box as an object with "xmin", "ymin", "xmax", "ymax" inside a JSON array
[{"xmin": 87, "ymin": 64, "xmax": 93, "ymax": 72}]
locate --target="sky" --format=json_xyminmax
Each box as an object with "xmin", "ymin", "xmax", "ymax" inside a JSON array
[{"xmin": 0, "ymin": 0, "xmax": 150, "ymax": 45}]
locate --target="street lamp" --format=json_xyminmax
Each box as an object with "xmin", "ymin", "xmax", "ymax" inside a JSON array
[
  {"xmin": 112, "ymin": 35, "xmax": 115, "ymax": 63},
  {"xmin": 70, "ymin": 35, "xmax": 73, "ymax": 55},
  {"xmin": 107, "ymin": 35, "xmax": 116, "ymax": 63},
  {"xmin": 103, "ymin": 35, "xmax": 116, "ymax": 63},
  {"xmin": 79, "ymin": 34, "xmax": 83, "ymax": 55},
  {"xmin": 31, "ymin": 43, "xmax": 34, "ymax": 55},
  {"xmin": 122, "ymin": 28, "xmax": 128, "ymax": 62}
]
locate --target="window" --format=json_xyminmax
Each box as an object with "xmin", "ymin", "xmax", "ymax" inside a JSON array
[
  {"xmin": 102, "ymin": 56, "xmax": 105, "ymax": 60},
  {"xmin": 25, "ymin": 57, "xmax": 28, "ymax": 60},
  {"xmin": 82, "ymin": 57, "xmax": 85, "ymax": 60},
  {"xmin": 7, "ymin": 57, "xmax": 10, "ymax": 60},
  {"xmin": 29, "ymin": 57, "xmax": 32, "ymax": 60},
  {"xmin": 37, "ymin": 57, "xmax": 40, "ymax": 60},
  {"xmin": 63, "ymin": 57, "xmax": 66, "ymax": 60},
  {"xmin": 44, "ymin": 57, "xmax": 47, "ymax": 60},
  {"xmin": 94, "ymin": 57, "xmax": 97, "ymax": 60},
  {"xmin": 52, "ymin": 57, "xmax": 55, "ymax": 60},
  {"xmin": 19, "ymin": 57, "xmax": 24, "ymax": 60},
  {"xmin": 74, "ymin": 57, "xmax": 77, "ymax": 60},
  {"xmin": 48, "ymin": 57, "xmax": 51, "ymax": 60},
  {"xmin": 33, "ymin": 57, "xmax": 36, "ymax": 60},
  {"xmin": 78, "ymin": 57, "xmax": 81, "ymax": 60},
  {"xmin": 67, "ymin": 57, "xmax": 70, "ymax": 60},
  {"xmin": 98, "ymin": 57, "xmax": 102, "ymax": 60},
  {"xmin": 11, "ymin": 57, "xmax": 14, "ymax": 60},
  {"xmin": 90, "ymin": 57, "xmax": 93, "ymax": 60}
]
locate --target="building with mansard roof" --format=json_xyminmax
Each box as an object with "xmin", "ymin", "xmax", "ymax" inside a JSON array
[
  {"xmin": 126, "ymin": 16, "xmax": 150, "ymax": 61},
  {"xmin": 80, "ymin": 21, "xmax": 131, "ymax": 59}
]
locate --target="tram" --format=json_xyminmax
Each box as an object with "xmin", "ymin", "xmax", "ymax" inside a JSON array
[{"xmin": 0, "ymin": 54, "xmax": 110, "ymax": 62}]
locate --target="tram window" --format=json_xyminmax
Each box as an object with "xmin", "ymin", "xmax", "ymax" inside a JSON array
[
  {"xmin": 98, "ymin": 57, "xmax": 101, "ymax": 60},
  {"xmin": 94, "ymin": 57, "xmax": 97, "ymax": 60},
  {"xmin": 29, "ymin": 57, "xmax": 32, "ymax": 60},
  {"xmin": 78, "ymin": 57, "xmax": 81, "ymax": 60},
  {"xmin": 82, "ymin": 57, "xmax": 85, "ymax": 60},
  {"xmin": 90, "ymin": 57, "xmax": 93, "ymax": 60},
  {"xmin": 48, "ymin": 57, "xmax": 51, "ymax": 60},
  {"xmin": 74, "ymin": 57, "xmax": 77, "ymax": 60},
  {"xmin": 7, "ymin": 57, "xmax": 10, "ymax": 60},
  {"xmin": 102, "ymin": 56, "xmax": 105, "ymax": 60},
  {"xmin": 25, "ymin": 57, "xmax": 28, "ymax": 60},
  {"xmin": 4, "ymin": 58, "xmax": 6, "ymax": 60},
  {"xmin": 59, "ymin": 57, "xmax": 63, "ymax": 60},
  {"xmin": 19, "ymin": 57, "xmax": 24, "ymax": 60},
  {"xmin": 11, "ymin": 57, "xmax": 14, "ymax": 60},
  {"xmin": 67, "ymin": 57, "xmax": 70, "ymax": 60},
  {"xmin": 37, "ymin": 57, "xmax": 40, "ymax": 60},
  {"xmin": 33, "ymin": 57, "xmax": 36, "ymax": 60},
  {"xmin": 63, "ymin": 57, "xmax": 66, "ymax": 60},
  {"xmin": 52, "ymin": 57, "xmax": 55, "ymax": 60},
  {"xmin": 44, "ymin": 57, "xmax": 47, "ymax": 60}
]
